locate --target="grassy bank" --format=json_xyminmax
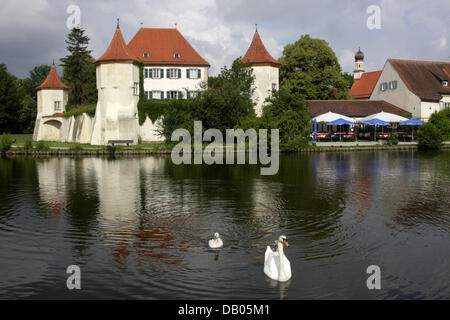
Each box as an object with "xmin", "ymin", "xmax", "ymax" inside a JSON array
[{"xmin": 3, "ymin": 134, "xmax": 450, "ymax": 155}]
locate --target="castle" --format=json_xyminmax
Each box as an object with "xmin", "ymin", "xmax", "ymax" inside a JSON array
[{"xmin": 33, "ymin": 22, "xmax": 280, "ymax": 145}]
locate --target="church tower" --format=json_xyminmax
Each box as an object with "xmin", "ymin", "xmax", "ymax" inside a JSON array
[
  {"xmin": 90, "ymin": 20, "xmax": 140, "ymax": 145},
  {"xmin": 33, "ymin": 63, "xmax": 69, "ymax": 141},
  {"xmin": 242, "ymin": 27, "xmax": 281, "ymax": 117},
  {"xmin": 353, "ymin": 47, "xmax": 365, "ymax": 80}
]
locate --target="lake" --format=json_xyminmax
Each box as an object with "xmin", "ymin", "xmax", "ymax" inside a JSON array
[{"xmin": 0, "ymin": 151, "xmax": 449, "ymax": 299}]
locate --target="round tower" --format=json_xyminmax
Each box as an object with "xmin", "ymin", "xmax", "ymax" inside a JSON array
[
  {"xmin": 33, "ymin": 63, "xmax": 69, "ymax": 141},
  {"xmin": 242, "ymin": 27, "xmax": 281, "ymax": 117},
  {"xmin": 353, "ymin": 47, "xmax": 365, "ymax": 80},
  {"xmin": 90, "ymin": 19, "xmax": 140, "ymax": 145}
]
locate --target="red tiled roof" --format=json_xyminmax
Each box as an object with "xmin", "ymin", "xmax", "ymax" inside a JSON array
[
  {"xmin": 350, "ymin": 71, "xmax": 382, "ymax": 99},
  {"xmin": 308, "ymin": 100, "xmax": 411, "ymax": 117},
  {"xmin": 96, "ymin": 28, "xmax": 135, "ymax": 63},
  {"xmin": 37, "ymin": 65, "xmax": 69, "ymax": 90},
  {"xmin": 242, "ymin": 31, "xmax": 280, "ymax": 67},
  {"xmin": 127, "ymin": 28, "xmax": 209, "ymax": 66},
  {"xmin": 388, "ymin": 59, "xmax": 450, "ymax": 101},
  {"xmin": 43, "ymin": 112, "xmax": 65, "ymax": 118}
]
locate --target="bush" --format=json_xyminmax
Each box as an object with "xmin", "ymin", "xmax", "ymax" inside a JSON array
[
  {"xmin": 416, "ymin": 123, "xmax": 443, "ymax": 150},
  {"xmin": 106, "ymin": 145, "xmax": 116, "ymax": 153},
  {"xmin": 387, "ymin": 133, "xmax": 399, "ymax": 145},
  {"xmin": 35, "ymin": 141, "xmax": 48, "ymax": 151},
  {"xmin": 63, "ymin": 103, "xmax": 96, "ymax": 118},
  {"xmin": 24, "ymin": 139, "xmax": 33, "ymax": 150},
  {"xmin": 428, "ymin": 108, "xmax": 450, "ymax": 141},
  {"xmin": 0, "ymin": 134, "xmax": 13, "ymax": 152}
]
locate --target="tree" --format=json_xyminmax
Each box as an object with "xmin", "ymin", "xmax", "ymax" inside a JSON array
[
  {"xmin": 416, "ymin": 123, "xmax": 443, "ymax": 150},
  {"xmin": 0, "ymin": 64, "xmax": 21, "ymax": 133},
  {"xmin": 262, "ymin": 87, "xmax": 311, "ymax": 150},
  {"xmin": 29, "ymin": 65, "xmax": 51, "ymax": 92},
  {"xmin": 160, "ymin": 58, "xmax": 256, "ymax": 140},
  {"xmin": 279, "ymin": 34, "xmax": 351, "ymax": 100},
  {"xmin": 15, "ymin": 78, "xmax": 37, "ymax": 133},
  {"xmin": 60, "ymin": 27, "xmax": 97, "ymax": 107}
]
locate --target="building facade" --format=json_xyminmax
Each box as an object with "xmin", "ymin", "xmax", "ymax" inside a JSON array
[
  {"xmin": 370, "ymin": 59, "xmax": 450, "ymax": 121},
  {"xmin": 127, "ymin": 28, "xmax": 209, "ymax": 100}
]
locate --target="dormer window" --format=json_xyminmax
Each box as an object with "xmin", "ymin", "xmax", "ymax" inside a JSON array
[
  {"xmin": 443, "ymin": 81, "xmax": 448, "ymax": 87},
  {"xmin": 143, "ymin": 52, "xmax": 149, "ymax": 58},
  {"xmin": 173, "ymin": 53, "xmax": 181, "ymax": 58}
]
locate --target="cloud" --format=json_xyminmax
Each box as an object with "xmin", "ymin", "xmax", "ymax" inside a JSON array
[{"xmin": 0, "ymin": 0, "xmax": 449, "ymax": 79}]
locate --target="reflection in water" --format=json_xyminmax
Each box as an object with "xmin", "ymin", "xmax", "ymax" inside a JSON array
[{"xmin": 0, "ymin": 151, "xmax": 449, "ymax": 299}]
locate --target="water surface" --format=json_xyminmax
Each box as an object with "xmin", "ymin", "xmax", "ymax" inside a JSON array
[{"xmin": 0, "ymin": 151, "xmax": 449, "ymax": 299}]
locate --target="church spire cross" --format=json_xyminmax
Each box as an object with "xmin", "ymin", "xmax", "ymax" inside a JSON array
[{"xmin": 117, "ymin": 18, "xmax": 120, "ymax": 30}]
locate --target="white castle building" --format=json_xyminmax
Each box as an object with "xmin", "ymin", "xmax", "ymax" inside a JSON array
[{"xmin": 33, "ymin": 23, "xmax": 279, "ymax": 144}]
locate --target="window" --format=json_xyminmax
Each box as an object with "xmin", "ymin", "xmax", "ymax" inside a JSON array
[
  {"xmin": 167, "ymin": 68, "xmax": 181, "ymax": 79},
  {"xmin": 173, "ymin": 53, "xmax": 181, "ymax": 58},
  {"xmin": 145, "ymin": 68, "xmax": 163, "ymax": 79},
  {"xmin": 187, "ymin": 91, "xmax": 198, "ymax": 99},
  {"xmin": 443, "ymin": 81, "xmax": 448, "ymax": 87},
  {"xmin": 167, "ymin": 91, "xmax": 179, "ymax": 99},
  {"xmin": 152, "ymin": 91, "xmax": 162, "ymax": 99},
  {"xmin": 133, "ymin": 82, "xmax": 139, "ymax": 96},
  {"xmin": 389, "ymin": 81, "xmax": 397, "ymax": 90},
  {"xmin": 187, "ymin": 69, "xmax": 201, "ymax": 79},
  {"xmin": 54, "ymin": 101, "xmax": 61, "ymax": 111},
  {"xmin": 143, "ymin": 52, "xmax": 149, "ymax": 58},
  {"xmin": 444, "ymin": 102, "xmax": 450, "ymax": 109},
  {"xmin": 272, "ymin": 83, "xmax": 277, "ymax": 91},
  {"xmin": 380, "ymin": 82, "xmax": 388, "ymax": 91}
]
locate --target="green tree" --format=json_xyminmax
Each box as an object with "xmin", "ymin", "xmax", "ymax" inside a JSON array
[
  {"xmin": 427, "ymin": 108, "xmax": 450, "ymax": 141},
  {"xmin": 16, "ymin": 78, "xmax": 37, "ymax": 133},
  {"xmin": 279, "ymin": 34, "xmax": 351, "ymax": 100},
  {"xmin": 60, "ymin": 27, "xmax": 97, "ymax": 107},
  {"xmin": 29, "ymin": 65, "xmax": 51, "ymax": 91},
  {"xmin": 416, "ymin": 122, "xmax": 443, "ymax": 150},
  {"xmin": 0, "ymin": 64, "xmax": 21, "ymax": 133},
  {"xmin": 159, "ymin": 58, "xmax": 255, "ymax": 140}
]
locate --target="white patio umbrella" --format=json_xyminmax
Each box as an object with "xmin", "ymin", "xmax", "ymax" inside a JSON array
[
  {"xmin": 312, "ymin": 111, "xmax": 354, "ymax": 123},
  {"xmin": 360, "ymin": 111, "xmax": 408, "ymax": 123}
]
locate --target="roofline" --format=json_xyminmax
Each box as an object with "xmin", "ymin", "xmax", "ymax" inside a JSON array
[
  {"xmin": 94, "ymin": 59, "xmax": 137, "ymax": 65},
  {"xmin": 37, "ymin": 86, "xmax": 69, "ymax": 91},
  {"xmin": 388, "ymin": 58, "xmax": 450, "ymax": 65},
  {"xmin": 139, "ymin": 61, "xmax": 210, "ymax": 67}
]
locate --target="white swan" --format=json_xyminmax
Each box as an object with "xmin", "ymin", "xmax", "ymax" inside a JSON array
[
  {"xmin": 209, "ymin": 232, "xmax": 223, "ymax": 249},
  {"xmin": 264, "ymin": 235, "xmax": 292, "ymax": 282}
]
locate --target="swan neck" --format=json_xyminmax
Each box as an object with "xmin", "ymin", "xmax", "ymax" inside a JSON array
[{"xmin": 278, "ymin": 242, "xmax": 286, "ymax": 280}]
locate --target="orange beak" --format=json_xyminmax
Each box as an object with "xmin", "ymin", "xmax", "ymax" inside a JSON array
[{"xmin": 283, "ymin": 239, "xmax": 289, "ymax": 247}]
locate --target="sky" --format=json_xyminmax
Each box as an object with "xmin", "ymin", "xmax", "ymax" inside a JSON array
[{"xmin": 0, "ymin": 0, "xmax": 449, "ymax": 79}]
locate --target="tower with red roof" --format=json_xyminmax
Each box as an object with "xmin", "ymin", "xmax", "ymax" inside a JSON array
[
  {"xmin": 242, "ymin": 28, "xmax": 280, "ymax": 116},
  {"xmin": 33, "ymin": 63, "xmax": 69, "ymax": 141},
  {"xmin": 90, "ymin": 19, "xmax": 140, "ymax": 145}
]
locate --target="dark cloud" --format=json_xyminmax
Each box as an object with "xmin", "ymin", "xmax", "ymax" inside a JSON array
[{"xmin": 0, "ymin": 0, "xmax": 448, "ymax": 79}]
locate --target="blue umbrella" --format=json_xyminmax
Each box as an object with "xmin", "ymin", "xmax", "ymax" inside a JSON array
[
  {"xmin": 364, "ymin": 119, "xmax": 389, "ymax": 141},
  {"xmin": 326, "ymin": 118, "xmax": 354, "ymax": 126},
  {"xmin": 363, "ymin": 119, "xmax": 389, "ymax": 126},
  {"xmin": 327, "ymin": 118, "xmax": 354, "ymax": 141},
  {"xmin": 399, "ymin": 118, "xmax": 423, "ymax": 126},
  {"xmin": 313, "ymin": 119, "xmax": 318, "ymax": 134},
  {"xmin": 399, "ymin": 118, "xmax": 423, "ymax": 141}
]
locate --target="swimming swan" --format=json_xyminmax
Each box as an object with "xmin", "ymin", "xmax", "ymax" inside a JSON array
[
  {"xmin": 264, "ymin": 235, "xmax": 291, "ymax": 282},
  {"xmin": 209, "ymin": 232, "xmax": 223, "ymax": 249}
]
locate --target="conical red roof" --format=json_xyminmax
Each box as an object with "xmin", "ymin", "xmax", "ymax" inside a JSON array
[
  {"xmin": 242, "ymin": 31, "xmax": 280, "ymax": 68},
  {"xmin": 36, "ymin": 65, "xmax": 69, "ymax": 90},
  {"xmin": 96, "ymin": 28, "xmax": 134, "ymax": 63}
]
